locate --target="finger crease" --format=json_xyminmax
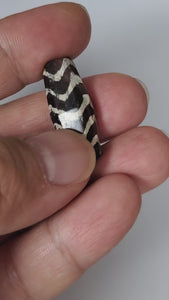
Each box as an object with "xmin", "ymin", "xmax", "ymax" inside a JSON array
[
  {"xmin": 6, "ymin": 244, "xmax": 35, "ymax": 300},
  {"xmin": 0, "ymin": 41, "xmax": 25, "ymax": 89},
  {"xmin": 46, "ymin": 219, "xmax": 85, "ymax": 275}
]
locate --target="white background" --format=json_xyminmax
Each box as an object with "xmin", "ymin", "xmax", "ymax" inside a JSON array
[{"xmin": 1, "ymin": 1, "xmax": 169, "ymax": 299}]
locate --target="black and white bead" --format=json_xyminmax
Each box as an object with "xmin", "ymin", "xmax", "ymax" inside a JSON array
[{"xmin": 43, "ymin": 57, "xmax": 101, "ymax": 158}]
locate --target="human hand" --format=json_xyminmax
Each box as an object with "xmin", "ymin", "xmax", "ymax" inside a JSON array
[{"xmin": 0, "ymin": 3, "xmax": 168, "ymax": 299}]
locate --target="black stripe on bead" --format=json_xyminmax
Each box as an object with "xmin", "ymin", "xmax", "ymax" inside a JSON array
[
  {"xmin": 44, "ymin": 62, "xmax": 80, "ymax": 95},
  {"xmin": 86, "ymin": 122, "xmax": 98, "ymax": 142},
  {"xmin": 47, "ymin": 84, "xmax": 85, "ymax": 111},
  {"xmin": 45, "ymin": 59, "xmax": 63, "ymax": 75},
  {"xmin": 82, "ymin": 104, "xmax": 95, "ymax": 125},
  {"xmin": 50, "ymin": 111, "xmax": 61, "ymax": 126},
  {"xmin": 94, "ymin": 142, "xmax": 102, "ymax": 159}
]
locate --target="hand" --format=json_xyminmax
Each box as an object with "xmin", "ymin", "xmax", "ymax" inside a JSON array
[{"xmin": 0, "ymin": 3, "xmax": 168, "ymax": 299}]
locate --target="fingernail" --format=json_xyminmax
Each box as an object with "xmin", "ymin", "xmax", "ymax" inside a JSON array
[
  {"xmin": 136, "ymin": 79, "xmax": 150, "ymax": 102},
  {"xmin": 27, "ymin": 130, "xmax": 96, "ymax": 185}
]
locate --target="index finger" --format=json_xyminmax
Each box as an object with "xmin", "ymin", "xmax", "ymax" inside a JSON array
[{"xmin": 0, "ymin": 3, "xmax": 91, "ymax": 99}]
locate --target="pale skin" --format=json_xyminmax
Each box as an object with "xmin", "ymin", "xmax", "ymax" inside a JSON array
[{"xmin": 0, "ymin": 3, "xmax": 169, "ymax": 300}]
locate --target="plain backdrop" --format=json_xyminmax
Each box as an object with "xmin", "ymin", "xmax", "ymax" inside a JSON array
[{"xmin": 1, "ymin": 1, "xmax": 169, "ymax": 300}]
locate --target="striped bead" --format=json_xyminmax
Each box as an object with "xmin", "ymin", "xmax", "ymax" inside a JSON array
[{"xmin": 43, "ymin": 57, "xmax": 101, "ymax": 158}]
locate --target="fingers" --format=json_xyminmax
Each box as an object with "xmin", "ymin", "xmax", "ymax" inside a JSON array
[
  {"xmin": 0, "ymin": 3, "xmax": 91, "ymax": 99},
  {"xmin": 0, "ymin": 130, "xmax": 95, "ymax": 234},
  {"xmin": 0, "ymin": 74, "xmax": 148, "ymax": 140},
  {"xmin": 93, "ymin": 126, "xmax": 169, "ymax": 193},
  {"xmin": 0, "ymin": 174, "xmax": 141, "ymax": 299}
]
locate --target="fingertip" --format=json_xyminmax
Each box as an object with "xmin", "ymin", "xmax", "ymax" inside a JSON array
[
  {"xmin": 135, "ymin": 78, "xmax": 150, "ymax": 103},
  {"xmin": 84, "ymin": 73, "xmax": 148, "ymax": 140},
  {"xmin": 95, "ymin": 126, "xmax": 169, "ymax": 193},
  {"xmin": 140, "ymin": 126, "xmax": 169, "ymax": 192},
  {"xmin": 54, "ymin": 2, "xmax": 91, "ymax": 57}
]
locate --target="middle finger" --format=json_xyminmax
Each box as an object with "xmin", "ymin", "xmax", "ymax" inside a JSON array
[{"xmin": 0, "ymin": 73, "xmax": 148, "ymax": 141}]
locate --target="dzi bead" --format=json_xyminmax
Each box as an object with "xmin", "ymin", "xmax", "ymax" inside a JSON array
[{"xmin": 43, "ymin": 57, "xmax": 101, "ymax": 158}]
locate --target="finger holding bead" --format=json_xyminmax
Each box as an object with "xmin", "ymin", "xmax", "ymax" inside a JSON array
[
  {"xmin": 0, "ymin": 3, "xmax": 91, "ymax": 99},
  {"xmin": 92, "ymin": 126, "xmax": 169, "ymax": 193},
  {"xmin": 0, "ymin": 74, "xmax": 148, "ymax": 141}
]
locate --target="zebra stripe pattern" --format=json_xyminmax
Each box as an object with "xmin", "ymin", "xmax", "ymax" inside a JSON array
[{"xmin": 43, "ymin": 57, "xmax": 101, "ymax": 158}]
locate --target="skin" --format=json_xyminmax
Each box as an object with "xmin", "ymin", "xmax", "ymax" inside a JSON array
[{"xmin": 0, "ymin": 2, "xmax": 169, "ymax": 299}]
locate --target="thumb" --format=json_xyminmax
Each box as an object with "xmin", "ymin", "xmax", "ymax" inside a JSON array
[
  {"xmin": 28, "ymin": 129, "xmax": 96, "ymax": 185},
  {"xmin": 0, "ymin": 130, "xmax": 95, "ymax": 234}
]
